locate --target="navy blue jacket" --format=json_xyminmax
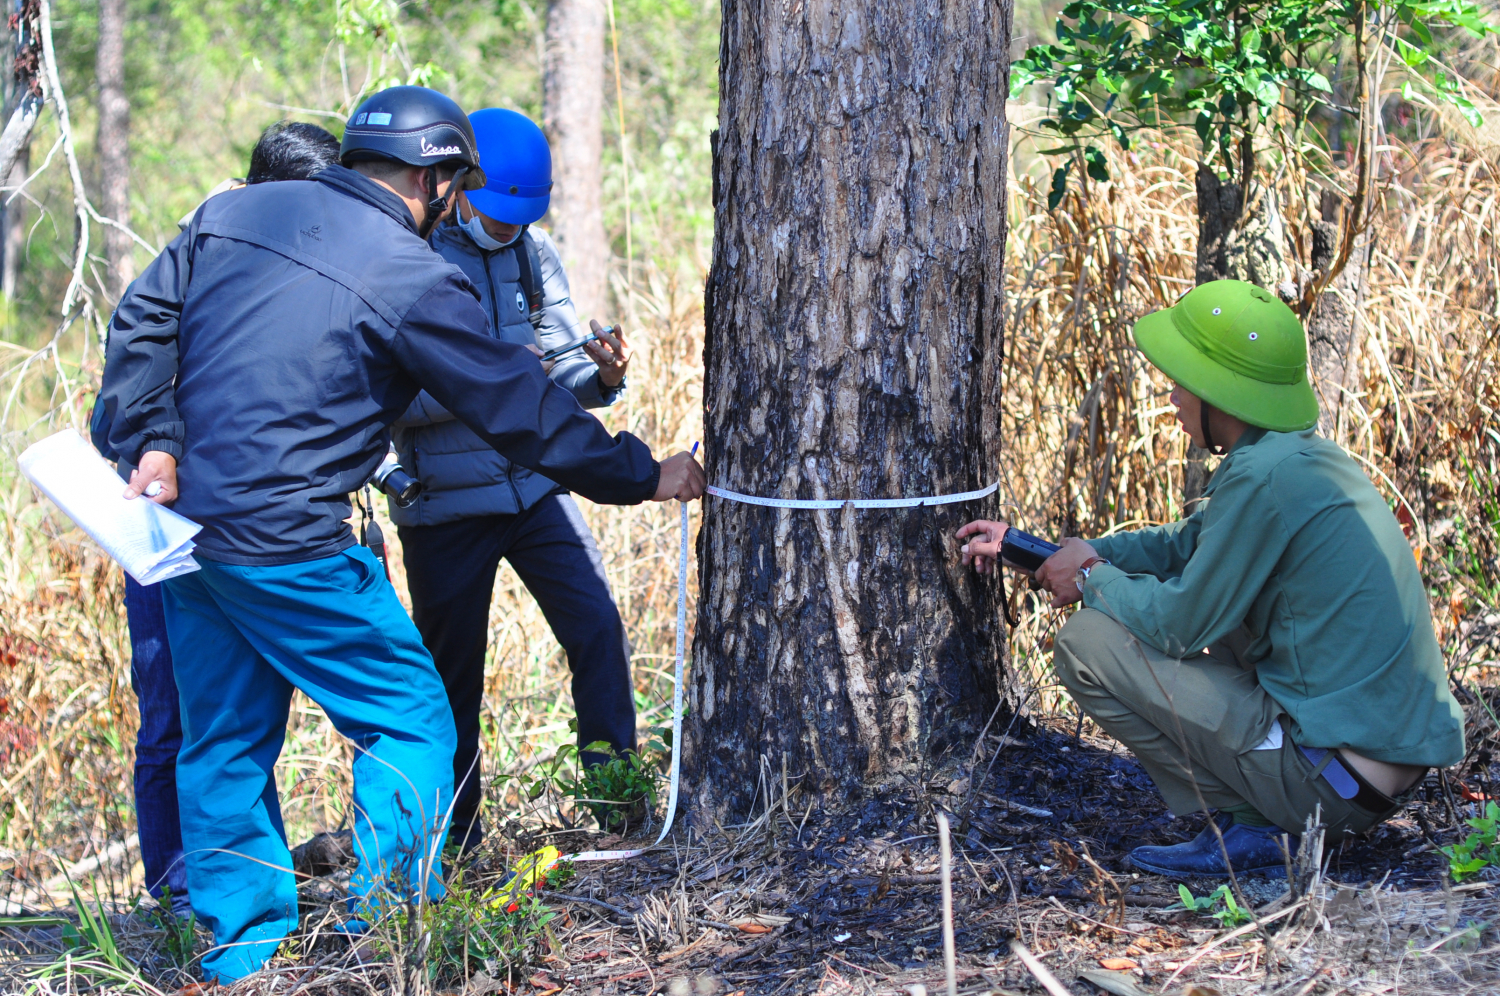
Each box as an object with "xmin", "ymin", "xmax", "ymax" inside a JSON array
[
  {"xmin": 99, "ymin": 165, "xmax": 659, "ymax": 566},
  {"xmin": 390, "ymin": 223, "xmax": 619, "ymax": 526}
]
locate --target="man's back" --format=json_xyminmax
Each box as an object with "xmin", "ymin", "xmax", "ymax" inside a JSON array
[
  {"xmin": 174, "ymin": 172, "xmax": 455, "ymax": 561},
  {"xmin": 103, "ymin": 165, "xmax": 660, "ymax": 566},
  {"xmin": 1088, "ymin": 428, "xmax": 1462, "ymax": 766}
]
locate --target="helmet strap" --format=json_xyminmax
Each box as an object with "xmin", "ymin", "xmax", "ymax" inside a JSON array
[
  {"xmin": 1201, "ymin": 401, "xmax": 1225, "ymax": 456},
  {"xmin": 418, "ymin": 165, "xmax": 469, "ymax": 239}
]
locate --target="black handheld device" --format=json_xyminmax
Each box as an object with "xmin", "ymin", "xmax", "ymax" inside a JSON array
[
  {"xmin": 541, "ymin": 324, "xmax": 616, "ymax": 363},
  {"xmin": 1000, "ymin": 528, "xmax": 1061, "ymax": 572},
  {"xmin": 372, "ymin": 451, "xmax": 421, "ymax": 508}
]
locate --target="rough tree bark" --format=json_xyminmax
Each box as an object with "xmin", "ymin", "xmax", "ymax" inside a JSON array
[
  {"xmin": 542, "ymin": 0, "xmax": 607, "ymax": 318},
  {"xmin": 2, "ymin": 0, "xmax": 41, "ymax": 302},
  {"xmin": 95, "ymin": 0, "xmax": 131, "ymax": 301},
  {"xmin": 2, "ymin": 146, "xmax": 26, "ymax": 300},
  {"xmin": 1187, "ymin": 168, "xmax": 1293, "ymax": 502},
  {"xmin": 686, "ymin": 0, "xmax": 1012, "ymax": 819},
  {"xmin": 1306, "ymin": 212, "xmax": 1370, "ymax": 439}
]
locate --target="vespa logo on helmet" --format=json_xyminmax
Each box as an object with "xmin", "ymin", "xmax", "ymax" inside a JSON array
[{"xmin": 420, "ymin": 137, "xmax": 463, "ymax": 158}]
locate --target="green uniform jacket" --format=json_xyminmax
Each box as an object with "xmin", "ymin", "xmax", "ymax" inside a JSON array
[{"xmin": 1083, "ymin": 428, "xmax": 1464, "ymax": 767}]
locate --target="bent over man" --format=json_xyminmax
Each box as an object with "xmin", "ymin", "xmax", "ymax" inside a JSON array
[
  {"xmin": 90, "ymin": 119, "xmax": 342, "ymax": 919},
  {"xmin": 99, "ymin": 87, "xmax": 704, "ymax": 983},
  {"xmin": 392, "ymin": 108, "xmax": 637, "ymax": 851},
  {"xmin": 958, "ymin": 280, "xmax": 1463, "ymax": 878}
]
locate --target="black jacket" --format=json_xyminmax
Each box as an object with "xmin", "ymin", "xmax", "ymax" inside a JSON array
[
  {"xmin": 389, "ymin": 223, "xmax": 619, "ymax": 526},
  {"xmin": 99, "ymin": 165, "xmax": 659, "ymax": 566}
]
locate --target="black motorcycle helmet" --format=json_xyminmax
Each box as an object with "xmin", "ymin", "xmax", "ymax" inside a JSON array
[{"xmin": 340, "ymin": 86, "xmax": 487, "ymax": 236}]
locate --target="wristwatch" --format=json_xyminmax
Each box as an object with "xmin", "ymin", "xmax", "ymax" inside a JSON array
[{"xmin": 1077, "ymin": 556, "xmax": 1110, "ymax": 580}]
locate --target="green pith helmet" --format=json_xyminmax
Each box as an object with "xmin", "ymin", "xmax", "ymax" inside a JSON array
[{"xmin": 1132, "ymin": 279, "xmax": 1320, "ymax": 432}]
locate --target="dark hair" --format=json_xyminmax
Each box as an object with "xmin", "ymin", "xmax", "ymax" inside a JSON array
[
  {"xmin": 246, "ymin": 121, "xmax": 341, "ymax": 184},
  {"xmin": 348, "ymin": 157, "xmax": 457, "ymax": 183}
]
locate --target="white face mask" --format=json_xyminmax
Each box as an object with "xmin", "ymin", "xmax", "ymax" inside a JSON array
[{"xmin": 460, "ymin": 212, "xmax": 521, "ymax": 251}]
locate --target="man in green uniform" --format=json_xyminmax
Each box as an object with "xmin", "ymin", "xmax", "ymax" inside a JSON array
[{"xmin": 957, "ymin": 279, "xmax": 1464, "ymax": 877}]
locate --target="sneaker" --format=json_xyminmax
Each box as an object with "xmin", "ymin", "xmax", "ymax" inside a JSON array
[{"xmin": 1129, "ymin": 813, "xmax": 1298, "ymax": 878}]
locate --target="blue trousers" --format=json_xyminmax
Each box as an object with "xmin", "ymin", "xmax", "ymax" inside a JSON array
[
  {"xmin": 124, "ymin": 577, "xmax": 191, "ymax": 914},
  {"xmin": 161, "ymin": 548, "xmax": 456, "ymax": 983},
  {"xmin": 399, "ymin": 494, "xmax": 635, "ymax": 851}
]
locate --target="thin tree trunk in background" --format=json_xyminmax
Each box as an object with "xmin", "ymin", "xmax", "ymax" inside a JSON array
[
  {"xmin": 1186, "ymin": 168, "xmax": 1242, "ymax": 505},
  {"xmin": 1307, "ymin": 215, "xmax": 1370, "ymax": 438},
  {"xmin": 2, "ymin": 147, "xmax": 27, "ymax": 300},
  {"xmin": 542, "ymin": 0, "xmax": 607, "ymax": 319},
  {"xmin": 687, "ymin": 0, "xmax": 1012, "ymax": 819},
  {"xmin": 96, "ymin": 0, "xmax": 131, "ymax": 302}
]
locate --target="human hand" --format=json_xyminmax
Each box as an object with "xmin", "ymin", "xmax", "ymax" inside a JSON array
[
  {"xmin": 524, "ymin": 343, "xmax": 557, "ymax": 375},
  {"xmin": 1034, "ymin": 536, "xmax": 1101, "ymax": 608},
  {"xmin": 653, "ymin": 450, "xmax": 706, "ymax": 502},
  {"xmin": 956, "ymin": 519, "xmax": 1011, "ymax": 574},
  {"xmin": 124, "ymin": 451, "xmax": 179, "ymax": 505},
  {"xmin": 582, "ymin": 320, "xmax": 631, "ymax": 387}
]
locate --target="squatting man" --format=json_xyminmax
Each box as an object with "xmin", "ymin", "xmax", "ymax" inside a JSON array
[{"xmin": 956, "ymin": 279, "xmax": 1464, "ymax": 878}]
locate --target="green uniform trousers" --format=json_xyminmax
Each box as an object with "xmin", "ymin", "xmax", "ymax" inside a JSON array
[{"xmin": 1054, "ymin": 608, "xmax": 1388, "ymax": 838}]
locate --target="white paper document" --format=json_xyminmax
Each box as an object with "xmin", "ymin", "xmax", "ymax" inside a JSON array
[{"xmin": 18, "ymin": 429, "xmax": 201, "ymax": 585}]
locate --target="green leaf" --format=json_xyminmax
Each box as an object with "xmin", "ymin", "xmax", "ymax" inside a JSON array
[
  {"xmin": 1048, "ymin": 161, "xmax": 1074, "ymax": 211},
  {"xmin": 1084, "ymin": 145, "xmax": 1110, "ymax": 182}
]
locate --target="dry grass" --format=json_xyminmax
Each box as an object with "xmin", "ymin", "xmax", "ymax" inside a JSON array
[{"xmin": 0, "ymin": 115, "xmax": 1499, "ymax": 993}]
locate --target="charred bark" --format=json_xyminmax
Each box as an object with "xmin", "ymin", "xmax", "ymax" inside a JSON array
[
  {"xmin": 543, "ymin": 0, "xmax": 607, "ymax": 318},
  {"xmin": 687, "ymin": 0, "xmax": 1012, "ymax": 819},
  {"xmin": 95, "ymin": 0, "xmax": 131, "ymax": 301}
]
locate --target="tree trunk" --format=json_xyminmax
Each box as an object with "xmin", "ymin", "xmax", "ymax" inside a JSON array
[
  {"xmin": 2, "ymin": 144, "xmax": 26, "ymax": 301},
  {"xmin": 1185, "ymin": 169, "xmax": 1241, "ymax": 505},
  {"xmin": 542, "ymin": 0, "xmax": 607, "ymax": 319},
  {"xmin": 1187, "ymin": 167, "xmax": 1294, "ymax": 503},
  {"xmin": 95, "ymin": 0, "xmax": 131, "ymax": 302},
  {"xmin": 1306, "ymin": 216, "xmax": 1370, "ymax": 439},
  {"xmin": 687, "ymin": 0, "xmax": 1012, "ymax": 819}
]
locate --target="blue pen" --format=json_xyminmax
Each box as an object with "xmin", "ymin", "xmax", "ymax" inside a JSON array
[{"xmin": 691, "ymin": 441, "xmax": 699, "ymax": 457}]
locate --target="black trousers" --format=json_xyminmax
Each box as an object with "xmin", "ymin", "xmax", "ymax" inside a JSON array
[{"xmin": 399, "ymin": 494, "xmax": 635, "ymax": 850}]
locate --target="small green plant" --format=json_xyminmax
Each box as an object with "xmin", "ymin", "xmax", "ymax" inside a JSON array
[
  {"xmin": 22, "ymin": 885, "xmax": 142, "ymax": 986},
  {"xmin": 143, "ymin": 890, "xmax": 199, "ymax": 968},
  {"xmin": 1175, "ymin": 883, "xmax": 1254, "ymax": 928},
  {"xmin": 513, "ymin": 721, "xmax": 665, "ymax": 831},
  {"xmin": 1442, "ymin": 802, "xmax": 1500, "ymax": 881},
  {"xmin": 578, "ymin": 748, "xmax": 661, "ymax": 831},
  {"xmin": 379, "ymin": 872, "xmax": 559, "ymax": 987}
]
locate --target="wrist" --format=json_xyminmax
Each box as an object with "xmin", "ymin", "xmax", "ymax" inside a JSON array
[{"xmin": 141, "ymin": 440, "xmax": 182, "ymax": 462}]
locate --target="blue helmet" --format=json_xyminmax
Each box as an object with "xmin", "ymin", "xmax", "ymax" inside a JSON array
[{"xmin": 465, "ymin": 108, "xmax": 552, "ymax": 226}]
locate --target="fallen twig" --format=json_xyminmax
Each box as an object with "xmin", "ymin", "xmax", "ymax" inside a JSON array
[
  {"xmin": 1164, "ymin": 897, "xmax": 1309, "ymax": 988},
  {"xmin": 1008, "ymin": 937, "xmax": 1072, "ymax": 996}
]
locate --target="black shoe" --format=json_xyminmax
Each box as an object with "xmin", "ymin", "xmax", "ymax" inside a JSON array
[{"xmin": 1129, "ymin": 814, "xmax": 1298, "ymax": 878}]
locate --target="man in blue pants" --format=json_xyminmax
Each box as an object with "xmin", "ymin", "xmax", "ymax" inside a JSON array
[
  {"xmin": 393, "ymin": 109, "xmax": 639, "ymax": 850},
  {"xmin": 99, "ymin": 87, "xmax": 703, "ymax": 983},
  {"xmin": 90, "ymin": 120, "xmax": 343, "ymax": 919}
]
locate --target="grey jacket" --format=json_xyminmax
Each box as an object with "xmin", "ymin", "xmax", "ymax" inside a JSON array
[{"xmin": 390, "ymin": 222, "xmax": 622, "ymax": 526}]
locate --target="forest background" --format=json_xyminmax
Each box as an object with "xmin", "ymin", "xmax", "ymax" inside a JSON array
[{"xmin": 0, "ymin": 0, "xmax": 1497, "ymax": 967}]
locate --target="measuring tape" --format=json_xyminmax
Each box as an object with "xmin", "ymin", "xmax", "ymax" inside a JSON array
[
  {"xmin": 705, "ymin": 480, "xmax": 998, "ymax": 510},
  {"xmin": 554, "ymin": 477, "xmax": 999, "ymax": 865}
]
